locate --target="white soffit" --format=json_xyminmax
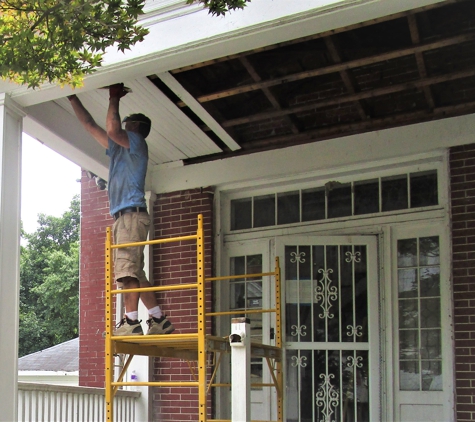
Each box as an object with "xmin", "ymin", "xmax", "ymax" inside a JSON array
[{"xmin": 54, "ymin": 77, "xmax": 222, "ymax": 165}]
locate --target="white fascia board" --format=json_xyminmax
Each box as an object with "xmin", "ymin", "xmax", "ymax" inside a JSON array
[
  {"xmin": 6, "ymin": 0, "xmax": 444, "ymax": 108},
  {"xmin": 151, "ymin": 112, "xmax": 475, "ymax": 193},
  {"xmin": 23, "ymin": 102, "xmax": 109, "ymax": 179}
]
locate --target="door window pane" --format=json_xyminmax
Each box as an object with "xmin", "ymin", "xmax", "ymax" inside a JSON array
[
  {"xmin": 399, "ymin": 330, "xmax": 419, "ymax": 360},
  {"xmin": 421, "ymin": 361, "xmax": 442, "ymax": 391},
  {"xmin": 230, "ymin": 254, "xmax": 264, "ymax": 388},
  {"xmin": 398, "ymin": 269, "xmax": 418, "ymax": 298},
  {"xmin": 420, "ymin": 298, "xmax": 440, "ymax": 328},
  {"xmin": 400, "ymin": 361, "xmax": 420, "ymax": 391},
  {"xmin": 397, "ymin": 238, "xmax": 417, "ymax": 267},
  {"xmin": 420, "ymin": 267, "xmax": 440, "ymax": 297},
  {"xmin": 399, "ymin": 299, "xmax": 418, "ymax": 329},
  {"xmin": 419, "ymin": 236, "xmax": 440, "ymax": 265}
]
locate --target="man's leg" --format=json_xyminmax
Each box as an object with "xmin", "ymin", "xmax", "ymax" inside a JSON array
[
  {"xmin": 139, "ymin": 281, "xmax": 175, "ymax": 335},
  {"xmin": 122, "ymin": 276, "xmax": 140, "ymax": 313},
  {"xmin": 114, "ymin": 276, "xmax": 143, "ymax": 336}
]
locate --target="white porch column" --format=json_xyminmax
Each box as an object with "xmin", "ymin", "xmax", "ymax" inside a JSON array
[{"xmin": 0, "ymin": 94, "xmax": 24, "ymax": 422}]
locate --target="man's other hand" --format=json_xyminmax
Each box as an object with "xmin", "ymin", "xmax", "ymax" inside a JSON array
[{"xmin": 109, "ymin": 83, "xmax": 128, "ymax": 99}]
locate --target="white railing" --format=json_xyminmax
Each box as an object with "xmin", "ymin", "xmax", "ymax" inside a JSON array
[{"xmin": 18, "ymin": 382, "xmax": 140, "ymax": 422}]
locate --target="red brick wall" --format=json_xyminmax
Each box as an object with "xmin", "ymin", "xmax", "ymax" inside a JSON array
[
  {"xmin": 151, "ymin": 188, "xmax": 214, "ymax": 421},
  {"xmin": 79, "ymin": 171, "xmax": 114, "ymax": 387},
  {"xmin": 450, "ymin": 143, "xmax": 475, "ymax": 421}
]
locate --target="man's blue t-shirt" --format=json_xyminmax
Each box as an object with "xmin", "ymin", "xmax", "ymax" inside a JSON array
[{"xmin": 106, "ymin": 131, "xmax": 148, "ymax": 216}]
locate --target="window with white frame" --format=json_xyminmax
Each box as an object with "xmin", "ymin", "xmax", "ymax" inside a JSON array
[
  {"xmin": 230, "ymin": 170, "xmax": 438, "ymax": 231},
  {"xmin": 397, "ymin": 236, "xmax": 442, "ymax": 391}
]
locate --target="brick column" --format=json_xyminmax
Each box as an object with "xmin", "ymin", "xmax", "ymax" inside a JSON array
[
  {"xmin": 151, "ymin": 187, "xmax": 214, "ymax": 421},
  {"xmin": 450, "ymin": 144, "xmax": 475, "ymax": 421},
  {"xmin": 79, "ymin": 171, "xmax": 113, "ymax": 387}
]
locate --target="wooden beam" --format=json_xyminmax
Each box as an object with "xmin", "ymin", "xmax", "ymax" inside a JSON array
[
  {"xmin": 241, "ymin": 101, "xmax": 475, "ymax": 149},
  {"xmin": 218, "ymin": 68, "xmax": 475, "ymax": 127},
  {"xmin": 177, "ymin": 32, "xmax": 475, "ymax": 105},
  {"xmin": 408, "ymin": 14, "xmax": 436, "ymax": 109},
  {"xmin": 324, "ymin": 35, "xmax": 369, "ymax": 120}
]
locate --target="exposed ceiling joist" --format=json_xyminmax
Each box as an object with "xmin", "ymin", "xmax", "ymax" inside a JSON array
[{"xmin": 147, "ymin": 0, "xmax": 475, "ymax": 165}]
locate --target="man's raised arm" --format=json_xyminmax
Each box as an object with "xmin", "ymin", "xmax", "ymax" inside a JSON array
[{"xmin": 68, "ymin": 95, "xmax": 108, "ymax": 149}]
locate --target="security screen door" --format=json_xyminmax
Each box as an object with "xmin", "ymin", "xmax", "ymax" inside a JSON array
[{"xmin": 278, "ymin": 236, "xmax": 379, "ymax": 422}]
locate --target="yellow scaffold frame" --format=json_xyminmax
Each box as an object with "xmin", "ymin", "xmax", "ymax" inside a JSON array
[{"xmin": 104, "ymin": 214, "xmax": 283, "ymax": 422}]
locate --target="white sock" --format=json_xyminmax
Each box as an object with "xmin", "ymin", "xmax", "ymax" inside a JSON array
[
  {"xmin": 148, "ymin": 306, "xmax": 162, "ymax": 319},
  {"xmin": 125, "ymin": 311, "xmax": 138, "ymax": 321}
]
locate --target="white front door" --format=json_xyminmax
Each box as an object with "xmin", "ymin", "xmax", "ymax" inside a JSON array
[{"xmin": 277, "ymin": 236, "xmax": 380, "ymax": 422}]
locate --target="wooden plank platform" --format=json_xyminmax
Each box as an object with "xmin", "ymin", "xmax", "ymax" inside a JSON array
[{"xmin": 113, "ymin": 334, "xmax": 281, "ymax": 362}]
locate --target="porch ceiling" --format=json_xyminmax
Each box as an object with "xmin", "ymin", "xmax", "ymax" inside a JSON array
[{"xmin": 144, "ymin": 0, "xmax": 475, "ymax": 165}]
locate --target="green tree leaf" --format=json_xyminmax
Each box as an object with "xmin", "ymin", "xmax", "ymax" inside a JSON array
[{"xmin": 0, "ymin": 0, "xmax": 250, "ymax": 88}]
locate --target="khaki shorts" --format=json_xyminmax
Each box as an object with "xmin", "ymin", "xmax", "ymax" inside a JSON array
[{"xmin": 112, "ymin": 211, "xmax": 150, "ymax": 284}]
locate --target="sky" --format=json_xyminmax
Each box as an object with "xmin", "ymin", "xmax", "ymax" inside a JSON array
[{"xmin": 21, "ymin": 134, "xmax": 81, "ymax": 234}]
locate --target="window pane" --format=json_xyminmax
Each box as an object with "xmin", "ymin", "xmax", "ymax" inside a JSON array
[
  {"xmin": 382, "ymin": 175, "xmax": 408, "ymax": 212},
  {"xmin": 327, "ymin": 183, "xmax": 351, "ymax": 218},
  {"xmin": 302, "ymin": 187, "xmax": 325, "ymax": 221},
  {"xmin": 277, "ymin": 191, "xmax": 300, "ymax": 225},
  {"xmin": 231, "ymin": 198, "xmax": 252, "ymax": 230},
  {"xmin": 354, "ymin": 179, "xmax": 379, "ymax": 215},
  {"xmin": 254, "ymin": 194, "xmax": 275, "ymax": 227},
  {"xmin": 411, "ymin": 170, "xmax": 438, "ymax": 208}
]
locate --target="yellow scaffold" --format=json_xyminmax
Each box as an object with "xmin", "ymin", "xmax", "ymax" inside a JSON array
[{"xmin": 104, "ymin": 214, "xmax": 283, "ymax": 422}]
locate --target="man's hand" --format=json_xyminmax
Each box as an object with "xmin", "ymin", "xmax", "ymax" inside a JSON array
[{"xmin": 109, "ymin": 83, "xmax": 128, "ymax": 99}]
